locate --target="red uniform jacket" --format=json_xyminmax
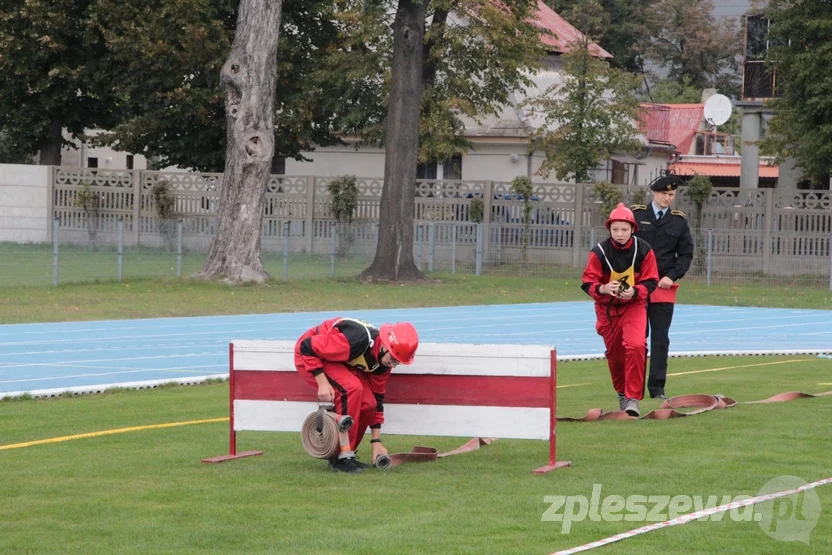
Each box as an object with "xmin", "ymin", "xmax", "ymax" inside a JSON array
[
  {"xmin": 581, "ymin": 237, "xmax": 659, "ymax": 304},
  {"xmin": 295, "ymin": 317, "xmax": 390, "ymax": 427}
]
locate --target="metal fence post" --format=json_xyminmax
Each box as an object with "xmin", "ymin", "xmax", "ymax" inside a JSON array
[
  {"xmin": 451, "ymin": 224, "xmax": 457, "ymax": 274},
  {"xmin": 428, "ymin": 222, "xmax": 435, "ymax": 272},
  {"xmin": 283, "ymin": 221, "xmax": 290, "ymax": 282},
  {"xmin": 707, "ymin": 229, "xmax": 713, "ymax": 286},
  {"xmin": 117, "ymin": 217, "xmax": 124, "ymax": 282},
  {"xmin": 52, "ymin": 217, "xmax": 60, "ymax": 287},
  {"xmin": 475, "ymin": 223, "xmax": 483, "ymax": 276},
  {"xmin": 416, "ymin": 225, "xmax": 423, "ymax": 271},
  {"xmin": 330, "ymin": 224, "xmax": 336, "ymax": 278},
  {"xmin": 176, "ymin": 219, "xmax": 183, "ymax": 277},
  {"xmin": 589, "ymin": 226, "xmax": 597, "ymax": 249},
  {"xmin": 826, "ymin": 242, "xmax": 832, "ymax": 288}
]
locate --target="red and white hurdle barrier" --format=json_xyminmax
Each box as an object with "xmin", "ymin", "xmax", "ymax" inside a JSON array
[{"xmin": 203, "ymin": 340, "xmax": 570, "ymax": 473}]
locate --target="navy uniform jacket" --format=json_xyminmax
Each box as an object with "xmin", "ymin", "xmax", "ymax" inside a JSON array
[{"xmin": 631, "ymin": 204, "xmax": 694, "ymax": 281}]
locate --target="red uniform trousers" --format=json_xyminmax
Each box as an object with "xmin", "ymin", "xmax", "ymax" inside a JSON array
[
  {"xmin": 297, "ymin": 361, "xmax": 378, "ymax": 450},
  {"xmin": 594, "ymin": 298, "xmax": 648, "ymax": 400}
]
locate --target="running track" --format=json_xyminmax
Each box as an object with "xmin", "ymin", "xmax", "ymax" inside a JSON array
[{"xmin": 1, "ymin": 302, "xmax": 830, "ymax": 397}]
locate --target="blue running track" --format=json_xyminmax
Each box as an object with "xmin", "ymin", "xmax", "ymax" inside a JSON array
[{"xmin": 1, "ymin": 302, "xmax": 830, "ymax": 396}]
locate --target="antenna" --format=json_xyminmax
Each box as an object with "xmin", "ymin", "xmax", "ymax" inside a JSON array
[{"xmin": 703, "ymin": 94, "xmax": 733, "ymax": 127}]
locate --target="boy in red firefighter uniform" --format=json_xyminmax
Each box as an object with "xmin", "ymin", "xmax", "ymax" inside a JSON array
[
  {"xmin": 294, "ymin": 317, "xmax": 419, "ymax": 474},
  {"xmin": 581, "ymin": 203, "xmax": 659, "ymax": 417}
]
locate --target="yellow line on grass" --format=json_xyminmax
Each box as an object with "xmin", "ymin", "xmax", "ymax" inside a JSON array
[
  {"xmin": 0, "ymin": 417, "xmax": 229, "ymax": 451},
  {"xmin": 553, "ymin": 358, "xmax": 815, "ymax": 391},
  {"xmin": 667, "ymin": 358, "xmax": 813, "ymax": 377}
]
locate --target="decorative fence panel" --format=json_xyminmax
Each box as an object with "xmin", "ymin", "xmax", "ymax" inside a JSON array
[{"xmin": 47, "ymin": 168, "xmax": 832, "ymax": 278}]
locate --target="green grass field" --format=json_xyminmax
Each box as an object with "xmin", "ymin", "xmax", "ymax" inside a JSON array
[
  {"xmin": 1, "ymin": 268, "xmax": 830, "ymax": 553},
  {"xmin": 1, "ymin": 356, "xmax": 830, "ymax": 554}
]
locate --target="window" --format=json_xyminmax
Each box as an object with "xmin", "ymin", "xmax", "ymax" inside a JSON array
[
  {"xmin": 87, "ymin": 157, "xmax": 98, "ymax": 168},
  {"xmin": 745, "ymin": 16, "xmax": 769, "ymax": 61},
  {"xmin": 126, "ymin": 155, "xmax": 134, "ymax": 170},
  {"xmin": 611, "ymin": 160, "xmax": 630, "ymax": 185},
  {"xmin": 270, "ymin": 156, "xmax": 285, "ymax": 175},
  {"xmin": 416, "ymin": 155, "xmax": 462, "ymax": 180}
]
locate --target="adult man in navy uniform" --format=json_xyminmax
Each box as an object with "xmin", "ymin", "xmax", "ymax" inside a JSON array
[{"xmin": 631, "ymin": 172, "xmax": 694, "ymax": 399}]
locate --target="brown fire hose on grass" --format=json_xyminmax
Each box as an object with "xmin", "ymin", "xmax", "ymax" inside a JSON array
[
  {"xmin": 300, "ymin": 405, "xmax": 495, "ymax": 468},
  {"xmin": 558, "ymin": 391, "xmax": 832, "ymax": 422}
]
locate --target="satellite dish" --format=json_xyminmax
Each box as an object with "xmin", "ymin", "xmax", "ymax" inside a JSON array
[{"xmin": 703, "ymin": 94, "xmax": 733, "ymax": 127}]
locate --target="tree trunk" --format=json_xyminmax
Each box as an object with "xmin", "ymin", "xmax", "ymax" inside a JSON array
[
  {"xmin": 196, "ymin": 0, "xmax": 282, "ymax": 283},
  {"xmin": 38, "ymin": 119, "xmax": 63, "ymax": 166},
  {"xmin": 361, "ymin": 0, "xmax": 426, "ymax": 281}
]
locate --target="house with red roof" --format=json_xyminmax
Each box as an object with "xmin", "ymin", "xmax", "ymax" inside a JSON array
[{"xmin": 639, "ymin": 98, "xmax": 779, "ymax": 188}]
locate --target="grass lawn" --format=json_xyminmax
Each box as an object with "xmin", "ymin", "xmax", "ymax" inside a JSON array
[
  {"xmin": 1, "ymin": 273, "xmax": 831, "ymax": 324},
  {"xmin": 1, "ymin": 355, "xmax": 830, "ymax": 554}
]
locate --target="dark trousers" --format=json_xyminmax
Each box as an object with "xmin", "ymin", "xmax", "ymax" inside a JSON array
[{"xmin": 646, "ymin": 302, "xmax": 674, "ymax": 395}]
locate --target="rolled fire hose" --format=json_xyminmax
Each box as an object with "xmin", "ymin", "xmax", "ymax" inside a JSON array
[
  {"xmin": 300, "ymin": 407, "xmax": 495, "ymax": 469},
  {"xmin": 301, "ymin": 406, "xmax": 341, "ymax": 459},
  {"xmin": 558, "ymin": 390, "xmax": 832, "ymax": 422}
]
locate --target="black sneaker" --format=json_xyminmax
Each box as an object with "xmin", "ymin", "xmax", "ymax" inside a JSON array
[
  {"xmin": 353, "ymin": 457, "xmax": 369, "ymax": 469},
  {"xmin": 650, "ymin": 392, "xmax": 668, "ymax": 400},
  {"xmin": 330, "ymin": 457, "xmax": 365, "ymax": 474}
]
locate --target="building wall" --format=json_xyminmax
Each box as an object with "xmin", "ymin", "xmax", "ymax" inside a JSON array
[
  {"xmin": 0, "ymin": 164, "xmax": 50, "ymax": 242},
  {"xmin": 61, "ymin": 130, "xmax": 150, "ymax": 170}
]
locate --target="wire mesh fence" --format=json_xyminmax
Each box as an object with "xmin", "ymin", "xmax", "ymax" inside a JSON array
[{"xmin": 1, "ymin": 217, "xmax": 830, "ymax": 289}]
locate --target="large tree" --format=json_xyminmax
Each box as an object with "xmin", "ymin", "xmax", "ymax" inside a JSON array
[
  {"xmin": 760, "ymin": 0, "xmax": 832, "ymax": 185},
  {"xmin": 194, "ymin": 0, "xmax": 282, "ymax": 282},
  {"xmin": 90, "ymin": 0, "xmax": 358, "ymax": 172},
  {"xmin": 525, "ymin": 0, "xmax": 642, "ymax": 183},
  {"xmin": 361, "ymin": 0, "xmax": 545, "ymax": 280},
  {"xmin": 0, "ymin": 0, "xmax": 114, "ymax": 165},
  {"xmin": 642, "ymin": 0, "xmax": 741, "ymax": 93}
]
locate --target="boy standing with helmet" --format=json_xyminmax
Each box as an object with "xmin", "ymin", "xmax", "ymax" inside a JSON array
[
  {"xmin": 581, "ymin": 203, "xmax": 659, "ymax": 417},
  {"xmin": 294, "ymin": 317, "xmax": 419, "ymax": 473},
  {"xmin": 631, "ymin": 172, "xmax": 694, "ymax": 399}
]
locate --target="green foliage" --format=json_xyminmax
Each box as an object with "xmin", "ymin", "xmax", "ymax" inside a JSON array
[
  {"xmin": 74, "ymin": 180, "xmax": 101, "ymax": 247},
  {"xmin": 646, "ymin": 77, "xmax": 703, "ymax": 103},
  {"xmin": 468, "ymin": 198, "xmax": 484, "ymax": 223},
  {"xmin": 685, "ymin": 174, "xmax": 713, "ymax": 213},
  {"xmin": 327, "ymin": 175, "xmax": 358, "ymax": 257},
  {"xmin": 0, "ymin": 0, "xmax": 116, "ymax": 163},
  {"xmin": 685, "ymin": 173, "xmax": 712, "ymax": 273},
  {"xmin": 0, "ymin": 130, "xmax": 35, "ymax": 164},
  {"xmin": 327, "ymin": 175, "xmax": 359, "ymax": 224},
  {"xmin": 630, "ymin": 187, "xmax": 647, "ymax": 205},
  {"xmin": 81, "ymin": 0, "xmax": 544, "ymax": 171},
  {"xmin": 510, "ymin": 176, "xmax": 534, "ymax": 260},
  {"xmin": 527, "ymin": 0, "xmax": 642, "ymax": 183},
  {"xmin": 760, "ymin": 0, "xmax": 832, "ymax": 185},
  {"xmin": 642, "ymin": 0, "xmax": 741, "ymax": 93},
  {"xmin": 151, "ymin": 181, "xmax": 176, "ymax": 221},
  {"xmin": 593, "ymin": 180, "xmax": 623, "ymax": 219},
  {"xmin": 547, "ymin": 0, "xmax": 653, "ymax": 73},
  {"xmin": 152, "ymin": 180, "xmax": 177, "ymax": 251}
]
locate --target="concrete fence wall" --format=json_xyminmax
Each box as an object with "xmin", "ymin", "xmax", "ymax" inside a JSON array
[{"xmin": 0, "ymin": 164, "xmax": 52, "ymax": 243}]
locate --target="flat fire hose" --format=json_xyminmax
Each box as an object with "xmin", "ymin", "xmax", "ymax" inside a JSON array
[
  {"xmin": 558, "ymin": 390, "xmax": 832, "ymax": 422},
  {"xmin": 300, "ymin": 410, "xmax": 494, "ymax": 466}
]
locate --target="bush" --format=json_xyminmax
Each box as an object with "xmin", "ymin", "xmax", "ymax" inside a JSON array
[
  {"xmin": 327, "ymin": 175, "xmax": 358, "ymax": 256},
  {"xmin": 593, "ymin": 180, "xmax": 623, "ymax": 220}
]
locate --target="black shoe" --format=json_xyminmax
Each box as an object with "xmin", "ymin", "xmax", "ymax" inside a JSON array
[
  {"xmin": 330, "ymin": 456, "xmax": 365, "ymax": 474},
  {"xmin": 353, "ymin": 457, "xmax": 370, "ymax": 469},
  {"xmin": 650, "ymin": 392, "xmax": 668, "ymax": 400}
]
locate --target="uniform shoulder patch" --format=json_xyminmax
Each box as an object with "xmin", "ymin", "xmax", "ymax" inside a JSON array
[
  {"xmin": 630, "ymin": 204, "xmax": 647, "ymax": 211},
  {"xmin": 671, "ymin": 209, "xmax": 686, "ymax": 219}
]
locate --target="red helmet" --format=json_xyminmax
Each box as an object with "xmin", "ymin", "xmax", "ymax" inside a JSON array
[
  {"xmin": 605, "ymin": 202, "xmax": 638, "ymax": 233},
  {"xmin": 379, "ymin": 322, "xmax": 419, "ymax": 365}
]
